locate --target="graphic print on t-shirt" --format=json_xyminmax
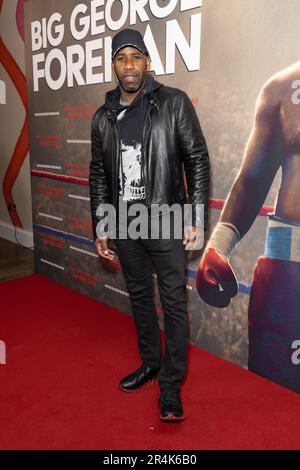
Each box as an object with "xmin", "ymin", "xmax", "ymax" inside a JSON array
[
  {"xmin": 120, "ymin": 143, "xmax": 146, "ymax": 201},
  {"xmin": 117, "ymin": 108, "xmax": 146, "ymax": 202}
]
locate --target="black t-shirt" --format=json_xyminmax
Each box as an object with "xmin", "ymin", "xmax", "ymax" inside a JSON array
[{"xmin": 116, "ymin": 95, "xmax": 147, "ymax": 204}]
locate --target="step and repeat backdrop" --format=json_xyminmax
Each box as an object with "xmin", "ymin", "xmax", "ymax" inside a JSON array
[{"xmin": 24, "ymin": 0, "xmax": 300, "ymax": 393}]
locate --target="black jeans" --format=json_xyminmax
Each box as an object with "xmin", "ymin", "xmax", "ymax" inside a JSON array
[{"xmin": 114, "ymin": 213, "xmax": 188, "ymax": 388}]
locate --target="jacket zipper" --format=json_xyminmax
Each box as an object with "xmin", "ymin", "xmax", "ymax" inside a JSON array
[
  {"xmin": 107, "ymin": 109, "xmax": 120, "ymax": 207},
  {"xmin": 114, "ymin": 123, "xmax": 121, "ymax": 207},
  {"xmin": 141, "ymin": 99, "xmax": 157, "ymax": 209}
]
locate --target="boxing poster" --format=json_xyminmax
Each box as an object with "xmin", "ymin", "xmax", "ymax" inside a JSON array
[{"xmin": 24, "ymin": 0, "xmax": 300, "ymax": 394}]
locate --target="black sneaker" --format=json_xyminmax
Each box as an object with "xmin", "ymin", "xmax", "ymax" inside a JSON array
[
  {"xmin": 119, "ymin": 363, "xmax": 160, "ymax": 392},
  {"xmin": 159, "ymin": 384, "xmax": 185, "ymax": 421}
]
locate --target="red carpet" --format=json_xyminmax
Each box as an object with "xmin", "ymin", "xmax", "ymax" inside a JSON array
[{"xmin": 0, "ymin": 273, "xmax": 300, "ymax": 450}]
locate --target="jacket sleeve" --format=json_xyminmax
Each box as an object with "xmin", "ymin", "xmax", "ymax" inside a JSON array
[
  {"xmin": 177, "ymin": 92, "xmax": 210, "ymax": 230},
  {"xmin": 89, "ymin": 110, "xmax": 110, "ymax": 241}
]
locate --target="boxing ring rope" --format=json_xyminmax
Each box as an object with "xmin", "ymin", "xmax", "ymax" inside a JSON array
[
  {"xmin": 31, "ymin": 170, "xmax": 89, "ymax": 187},
  {"xmin": 32, "ymin": 170, "xmax": 272, "ymax": 295},
  {"xmin": 30, "ymin": 170, "xmax": 275, "ymax": 215}
]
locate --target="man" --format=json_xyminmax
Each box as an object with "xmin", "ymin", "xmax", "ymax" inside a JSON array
[
  {"xmin": 196, "ymin": 62, "xmax": 300, "ymax": 393},
  {"xmin": 89, "ymin": 28, "xmax": 210, "ymax": 420}
]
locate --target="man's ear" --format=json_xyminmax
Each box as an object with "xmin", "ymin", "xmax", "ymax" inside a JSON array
[
  {"xmin": 112, "ymin": 63, "xmax": 118, "ymax": 83},
  {"xmin": 146, "ymin": 56, "xmax": 151, "ymax": 71}
]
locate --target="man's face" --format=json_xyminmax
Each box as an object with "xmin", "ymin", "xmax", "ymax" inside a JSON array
[{"xmin": 113, "ymin": 46, "xmax": 150, "ymax": 94}]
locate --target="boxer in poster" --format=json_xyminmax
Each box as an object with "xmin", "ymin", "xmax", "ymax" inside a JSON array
[{"xmin": 197, "ymin": 61, "xmax": 300, "ymax": 393}]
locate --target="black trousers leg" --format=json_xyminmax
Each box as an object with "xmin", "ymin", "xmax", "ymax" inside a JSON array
[
  {"xmin": 142, "ymin": 237, "xmax": 188, "ymax": 387},
  {"xmin": 114, "ymin": 237, "xmax": 162, "ymax": 369}
]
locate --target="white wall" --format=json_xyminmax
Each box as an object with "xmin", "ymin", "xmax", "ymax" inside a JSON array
[{"xmin": 0, "ymin": 0, "xmax": 33, "ymax": 247}]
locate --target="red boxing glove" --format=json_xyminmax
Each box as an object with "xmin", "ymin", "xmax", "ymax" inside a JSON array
[{"xmin": 196, "ymin": 248, "xmax": 238, "ymax": 308}]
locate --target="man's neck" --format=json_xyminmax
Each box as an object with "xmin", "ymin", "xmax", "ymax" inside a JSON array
[{"xmin": 120, "ymin": 90, "xmax": 139, "ymax": 104}]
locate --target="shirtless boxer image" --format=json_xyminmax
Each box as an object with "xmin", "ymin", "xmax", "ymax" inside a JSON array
[{"xmin": 196, "ymin": 61, "xmax": 300, "ymax": 393}]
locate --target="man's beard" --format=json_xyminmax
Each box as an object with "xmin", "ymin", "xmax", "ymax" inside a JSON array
[{"xmin": 117, "ymin": 70, "xmax": 147, "ymax": 94}]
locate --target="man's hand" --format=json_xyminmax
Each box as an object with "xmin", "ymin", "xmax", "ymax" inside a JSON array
[
  {"xmin": 183, "ymin": 225, "xmax": 204, "ymax": 251},
  {"xmin": 196, "ymin": 248, "xmax": 238, "ymax": 308},
  {"xmin": 95, "ymin": 236, "xmax": 115, "ymax": 260}
]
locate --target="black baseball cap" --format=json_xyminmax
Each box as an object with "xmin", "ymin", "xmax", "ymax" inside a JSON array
[{"xmin": 111, "ymin": 28, "xmax": 149, "ymax": 60}]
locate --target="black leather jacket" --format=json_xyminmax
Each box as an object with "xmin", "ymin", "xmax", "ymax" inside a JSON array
[{"xmin": 89, "ymin": 77, "xmax": 210, "ymax": 240}]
